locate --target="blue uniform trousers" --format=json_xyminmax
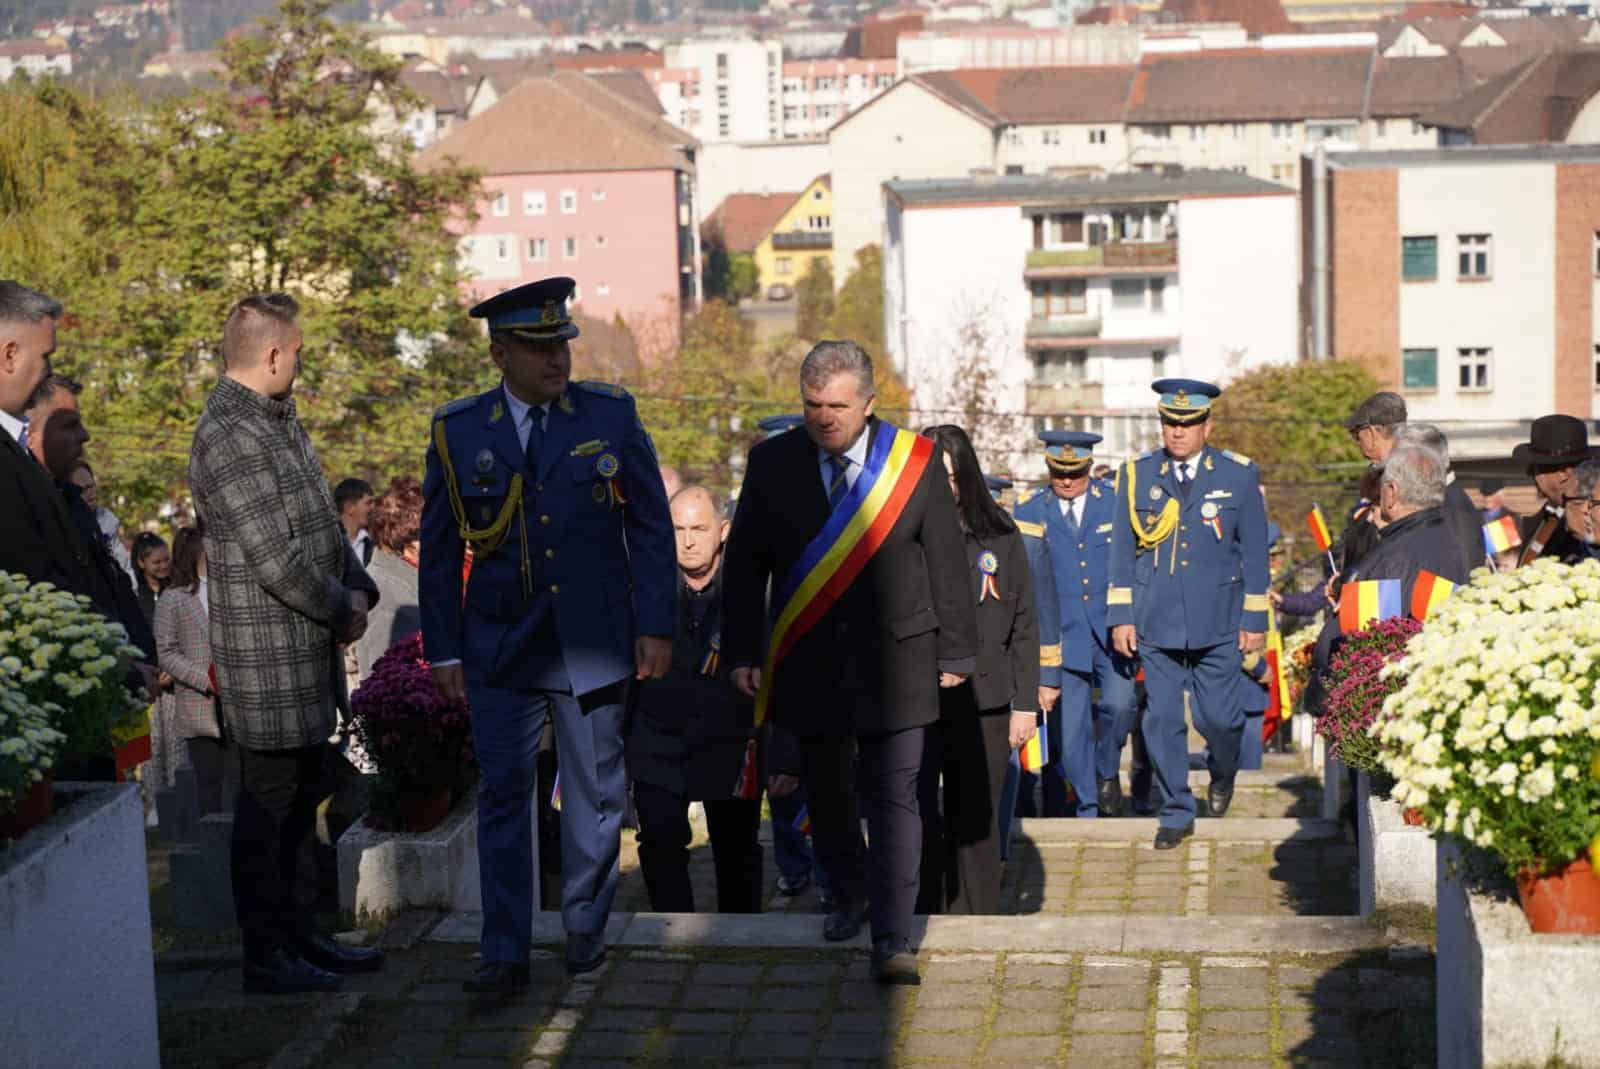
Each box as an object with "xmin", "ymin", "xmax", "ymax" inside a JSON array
[
  {"xmin": 1089, "ymin": 648, "xmax": 1139, "ymax": 783},
  {"xmin": 1239, "ymin": 712, "xmax": 1265, "ymax": 771},
  {"xmin": 1052, "ymin": 671, "xmax": 1100, "ymax": 819},
  {"xmin": 468, "ymin": 672, "xmax": 627, "ymax": 964},
  {"xmin": 1140, "ymin": 643, "xmax": 1245, "ymax": 829},
  {"xmin": 767, "ymin": 786, "xmax": 832, "ymax": 897}
]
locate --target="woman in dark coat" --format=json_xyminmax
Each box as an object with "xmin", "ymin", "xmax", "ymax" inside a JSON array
[{"xmin": 916, "ymin": 425, "xmax": 1041, "ymax": 915}]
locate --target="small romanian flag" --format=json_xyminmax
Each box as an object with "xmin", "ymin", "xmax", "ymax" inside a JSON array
[
  {"xmin": 793, "ymin": 804, "xmax": 811, "ymax": 837},
  {"xmin": 1337, "ymin": 578, "xmax": 1403, "ymax": 633},
  {"xmin": 550, "ymin": 772, "xmax": 562, "ymax": 812},
  {"xmin": 1482, "ymin": 514, "xmax": 1521, "ymax": 556},
  {"xmin": 1306, "ymin": 503, "xmax": 1333, "ymax": 552},
  {"xmin": 1410, "ymin": 570, "xmax": 1456, "ymax": 621},
  {"xmin": 1019, "ymin": 710, "xmax": 1049, "ymax": 773}
]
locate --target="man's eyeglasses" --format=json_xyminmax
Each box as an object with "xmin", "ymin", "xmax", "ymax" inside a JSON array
[{"xmin": 1563, "ymin": 496, "xmax": 1600, "ymax": 509}]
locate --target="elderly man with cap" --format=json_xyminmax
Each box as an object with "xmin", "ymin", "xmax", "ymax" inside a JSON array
[
  {"xmin": 1015, "ymin": 430, "xmax": 1135, "ymax": 818},
  {"xmin": 1107, "ymin": 379, "xmax": 1270, "ymax": 848},
  {"xmin": 1513, "ymin": 415, "xmax": 1600, "ymax": 567},
  {"xmin": 420, "ymin": 276, "xmax": 676, "ymax": 992}
]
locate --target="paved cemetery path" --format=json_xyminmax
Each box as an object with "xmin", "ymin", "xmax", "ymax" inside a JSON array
[{"xmin": 153, "ymin": 743, "xmax": 1439, "ymax": 1067}]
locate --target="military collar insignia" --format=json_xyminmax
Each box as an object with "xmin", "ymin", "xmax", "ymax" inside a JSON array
[
  {"xmin": 1203, "ymin": 454, "xmax": 1215, "ymax": 472},
  {"xmin": 490, "ymin": 401, "xmax": 504, "ymax": 424},
  {"xmin": 558, "ymin": 392, "xmax": 575, "ymax": 415},
  {"xmin": 1159, "ymin": 461, "xmax": 1170, "ymax": 476}
]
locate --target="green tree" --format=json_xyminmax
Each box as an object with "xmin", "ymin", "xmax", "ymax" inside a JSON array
[
  {"xmin": 1210, "ymin": 359, "xmax": 1379, "ymax": 551},
  {"xmin": 0, "ymin": 0, "xmax": 483, "ymax": 518},
  {"xmin": 725, "ymin": 252, "xmax": 759, "ymax": 302},
  {"xmin": 701, "ymin": 238, "xmax": 732, "ymax": 300},
  {"xmin": 826, "ymin": 244, "xmax": 884, "ymax": 355},
  {"xmin": 795, "ymin": 256, "xmax": 834, "ymax": 341}
]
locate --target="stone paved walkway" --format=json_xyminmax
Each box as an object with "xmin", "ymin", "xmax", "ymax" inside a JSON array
[{"xmin": 154, "ymin": 738, "xmax": 1437, "ymax": 1068}]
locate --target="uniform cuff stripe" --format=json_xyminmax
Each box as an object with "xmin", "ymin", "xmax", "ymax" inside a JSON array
[
  {"xmin": 1039, "ymin": 644, "xmax": 1062, "ymax": 667},
  {"xmin": 1243, "ymin": 594, "xmax": 1270, "ymax": 612},
  {"xmin": 1106, "ymin": 587, "xmax": 1132, "ymax": 606}
]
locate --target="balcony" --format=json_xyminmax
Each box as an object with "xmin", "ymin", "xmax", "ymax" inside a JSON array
[
  {"xmin": 1026, "ymin": 316, "xmax": 1102, "ymax": 340},
  {"xmin": 1026, "ymin": 241, "xmax": 1177, "ymax": 274},
  {"xmin": 1026, "ymin": 381, "xmax": 1104, "ymax": 413},
  {"xmin": 772, "ymin": 230, "xmax": 831, "ymax": 251}
]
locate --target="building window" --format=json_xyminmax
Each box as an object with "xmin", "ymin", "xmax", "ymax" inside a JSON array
[
  {"xmin": 1401, "ymin": 236, "xmax": 1437, "ymax": 281},
  {"xmin": 1230, "ymin": 122, "xmax": 1246, "ymax": 138},
  {"xmin": 1152, "ymin": 349, "xmax": 1168, "ymax": 377},
  {"xmin": 596, "ymin": 282, "xmax": 611, "ymax": 297},
  {"xmin": 1042, "ymin": 128, "xmax": 1060, "ymax": 146},
  {"xmin": 1187, "ymin": 124, "xmax": 1204, "ymax": 141},
  {"xmin": 1142, "ymin": 124, "xmax": 1171, "ymax": 141},
  {"xmin": 1006, "ymin": 128, "xmax": 1023, "ymax": 147},
  {"xmin": 1457, "ymin": 347, "xmax": 1491, "ymax": 391},
  {"xmin": 813, "ymin": 188, "xmax": 825, "ymax": 201},
  {"xmin": 783, "ymin": 105, "xmax": 800, "ymax": 121},
  {"xmin": 1032, "ymin": 349, "xmax": 1088, "ymax": 385},
  {"xmin": 1088, "ymin": 128, "xmax": 1107, "ymax": 144},
  {"xmin": 1111, "ymin": 278, "xmax": 1146, "ymax": 311},
  {"xmin": 491, "ymin": 191, "xmax": 508, "ymax": 217},
  {"xmin": 563, "ymin": 236, "xmax": 578, "ymax": 260},
  {"xmin": 1005, "ymin": 165, "xmax": 1024, "ymax": 176},
  {"xmin": 1458, "ymin": 234, "xmax": 1491, "ymax": 279},
  {"xmin": 816, "ymin": 104, "xmax": 836, "ymax": 119},
  {"xmin": 560, "ymin": 190, "xmax": 577, "ymax": 214},
  {"xmin": 1594, "ymin": 344, "xmax": 1600, "ymax": 388},
  {"xmin": 1150, "ymin": 277, "xmax": 1166, "ymax": 313},
  {"xmin": 808, "ymin": 214, "xmax": 831, "ymax": 229},
  {"xmin": 523, "ymin": 190, "xmax": 546, "ymax": 215},
  {"xmin": 716, "ymin": 84, "xmax": 730, "ymax": 108},
  {"xmin": 528, "ymin": 237, "xmax": 548, "ymax": 261},
  {"xmin": 495, "ymin": 237, "xmax": 511, "ymax": 263},
  {"xmin": 716, "ymin": 52, "xmax": 728, "ymax": 78},
  {"xmin": 876, "ymin": 74, "xmax": 894, "ymax": 88},
  {"xmin": 776, "ymin": 257, "xmax": 792, "ymax": 276},
  {"xmin": 1271, "ymin": 163, "xmax": 1296, "ymax": 182},
  {"xmin": 1030, "ymin": 279, "xmax": 1088, "ymax": 317},
  {"xmin": 1594, "ymin": 232, "xmax": 1600, "ymax": 275},
  {"xmin": 1270, "ymin": 120, "xmax": 1294, "ymax": 140},
  {"xmin": 595, "ymin": 234, "xmax": 607, "ymax": 248},
  {"xmin": 1402, "ymin": 348, "xmax": 1437, "ymax": 390},
  {"xmin": 592, "ymin": 189, "xmax": 606, "ymax": 202},
  {"xmin": 718, "ymin": 115, "xmax": 730, "ymax": 137},
  {"xmin": 1375, "ymin": 118, "xmax": 1388, "ymax": 137}
]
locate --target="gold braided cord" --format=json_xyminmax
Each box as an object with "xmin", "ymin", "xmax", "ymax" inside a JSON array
[
  {"xmin": 432, "ymin": 420, "xmax": 532, "ymax": 593},
  {"xmin": 1121, "ymin": 460, "xmax": 1180, "ymax": 554}
]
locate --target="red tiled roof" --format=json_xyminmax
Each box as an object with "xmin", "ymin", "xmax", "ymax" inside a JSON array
[
  {"xmin": 551, "ymin": 48, "xmax": 664, "ymax": 71},
  {"xmin": 1158, "ymin": 0, "xmax": 1293, "ymax": 36},
  {"xmin": 1419, "ymin": 47, "xmax": 1600, "ymax": 141},
  {"xmin": 915, "ymin": 65, "xmax": 1137, "ymax": 125},
  {"xmin": 703, "ymin": 192, "xmax": 800, "ymax": 254},
  {"xmin": 1127, "ymin": 48, "xmax": 1372, "ymax": 123}
]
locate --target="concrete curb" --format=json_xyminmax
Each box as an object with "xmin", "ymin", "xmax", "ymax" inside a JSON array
[
  {"xmin": 265, "ymin": 992, "xmax": 365, "ymax": 1069},
  {"xmin": 425, "ymin": 910, "xmax": 1384, "ymax": 955},
  {"xmin": 1011, "ymin": 817, "xmax": 1340, "ymax": 844}
]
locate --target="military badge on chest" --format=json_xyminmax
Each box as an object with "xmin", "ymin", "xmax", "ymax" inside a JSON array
[
  {"xmin": 473, "ymin": 449, "xmax": 497, "ymax": 524},
  {"xmin": 977, "ymin": 550, "xmax": 1000, "ymax": 602},
  {"xmin": 1201, "ymin": 500, "xmax": 1224, "ymax": 541},
  {"xmin": 595, "ymin": 452, "xmax": 626, "ymax": 509},
  {"xmin": 700, "ymin": 633, "xmax": 720, "ymax": 676}
]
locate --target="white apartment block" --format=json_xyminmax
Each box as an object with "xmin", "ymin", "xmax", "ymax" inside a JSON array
[
  {"xmin": 884, "ymin": 172, "xmax": 1299, "ymax": 475},
  {"xmin": 0, "ymin": 42, "xmax": 72, "ymax": 80},
  {"xmin": 664, "ymin": 38, "xmax": 785, "ymax": 143},
  {"xmin": 780, "ymin": 58, "xmax": 898, "ymax": 140}
]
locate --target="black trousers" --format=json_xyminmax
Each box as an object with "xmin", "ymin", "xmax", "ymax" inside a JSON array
[
  {"xmin": 185, "ymin": 736, "xmax": 228, "ymax": 816},
  {"xmin": 632, "ymin": 780, "xmax": 763, "ymax": 913},
  {"xmin": 917, "ymin": 713, "xmax": 1011, "ymax": 916},
  {"xmin": 802, "ymin": 726, "xmax": 923, "ymax": 943},
  {"xmin": 232, "ymin": 745, "xmax": 325, "ymax": 962}
]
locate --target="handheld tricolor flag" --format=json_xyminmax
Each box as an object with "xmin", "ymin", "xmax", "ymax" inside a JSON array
[
  {"xmin": 1337, "ymin": 579, "xmax": 1403, "ymax": 633},
  {"xmin": 1482, "ymin": 514, "xmax": 1521, "ymax": 557},
  {"xmin": 1019, "ymin": 710, "xmax": 1049, "ymax": 773},
  {"xmin": 733, "ymin": 738, "xmax": 760, "ymax": 800},
  {"xmin": 792, "ymin": 804, "xmax": 811, "ymax": 838},
  {"xmin": 1409, "ymin": 570, "xmax": 1456, "ymax": 621},
  {"xmin": 1306, "ymin": 503, "xmax": 1333, "ymax": 552},
  {"xmin": 550, "ymin": 771, "xmax": 562, "ymax": 812}
]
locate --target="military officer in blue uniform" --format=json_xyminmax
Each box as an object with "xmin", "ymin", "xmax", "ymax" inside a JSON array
[
  {"xmin": 419, "ymin": 277, "xmax": 676, "ymax": 991},
  {"xmin": 1107, "ymin": 379, "xmax": 1269, "ymax": 848},
  {"xmin": 1015, "ymin": 431, "xmax": 1137, "ymax": 818}
]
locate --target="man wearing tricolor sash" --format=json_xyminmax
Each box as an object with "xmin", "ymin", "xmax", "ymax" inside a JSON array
[{"xmin": 724, "ymin": 341, "xmax": 977, "ymax": 985}]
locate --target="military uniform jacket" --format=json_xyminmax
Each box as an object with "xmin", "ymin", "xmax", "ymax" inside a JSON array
[
  {"xmin": 1107, "ymin": 444, "xmax": 1270, "ymax": 650},
  {"xmin": 1016, "ymin": 483, "xmax": 1116, "ymax": 674},
  {"xmin": 625, "ymin": 566, "xmax": 752, "ymax": 799},
  {"xmin": 722, "ymin": 418, "xmax": 978, "ymax": 738},
  {"xmin": 418, "ymin": 381, "xmax": 675, "ymax": 697}
]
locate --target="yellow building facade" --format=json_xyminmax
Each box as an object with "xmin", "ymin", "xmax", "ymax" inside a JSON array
[{"xmin": 753, "ymin": 175, "xmax": 834, "ymax": 292}]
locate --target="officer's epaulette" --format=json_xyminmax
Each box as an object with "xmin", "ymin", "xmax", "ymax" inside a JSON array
[
  {"xmin": 573, "ymin": 380, "xmax": 631, "ymax": 401},
  {"xmin": 1221, "ymin": 449, "xmax": 1253, "ymax": 466},
  {"xmin": 1137, "ymin": 448, "xmax": 1161, "ymax": 462},
  {"xmin": 1017, "ymin": 488, "xmax": 1039, "ymax": 507},
  {"xmin": 432, "ymin": 395, "xmax": 478, "ymax": 422},
  {"xmin": 1015, "ymin": 518, "xmax": 1045, "ymax": 538}
]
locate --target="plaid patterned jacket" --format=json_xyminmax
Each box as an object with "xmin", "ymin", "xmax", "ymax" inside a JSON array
[{"xmin": 188, "ymin": 376, "xmax": 375, "ymax": 750}]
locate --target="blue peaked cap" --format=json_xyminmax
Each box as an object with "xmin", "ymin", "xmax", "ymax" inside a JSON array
[
  {"xmin": 1152, "ymin": 377, "xmax": 1220, "ymax": 424},
  {"xmin": 469, "ymin": 276, "xmax": 580, "ymax": 340},
  {"xmin": 1038, "ymin": 429, "xmax": 1101, "ymax": 473},
  {"xmin": 984, "ymin": 474, "xmax": 1013, "ymax": 499},
  {"xmin": 757, "ymin": 414, "xmax": 804, "ymax": 438}
]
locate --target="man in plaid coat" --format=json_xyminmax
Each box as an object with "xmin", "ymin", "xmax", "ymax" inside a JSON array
[{"xmin": 189, "ymin": 294, "xmax": 383, "ymax": 995}]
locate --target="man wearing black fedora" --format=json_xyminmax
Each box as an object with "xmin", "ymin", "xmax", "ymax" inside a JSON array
[{"xmin": 1512, "ymin": 415, "xmax": 1600, "ymax": 567}]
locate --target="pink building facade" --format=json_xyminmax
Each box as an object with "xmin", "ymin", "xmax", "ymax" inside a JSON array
[{"xmin": 459, "ymin": 166, "xmax": 697, "ymax": 347}]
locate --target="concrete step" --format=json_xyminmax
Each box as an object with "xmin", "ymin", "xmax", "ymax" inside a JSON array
[
  {"xmin": 1012, "ymin": 817, "xmax": 1340, "ymax": 844},
  {"xmin": 425, "ymin": 909, "xmax": 1383, "ymax": 955}
]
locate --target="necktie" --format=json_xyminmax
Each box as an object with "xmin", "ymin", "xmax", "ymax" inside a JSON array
[
  {"xmin": 827, "ymin": 455, "xmax": 850, "ymax": 509},
  {"xmin": 525, "ymin": 406, "xmax": 545, "ymax": 474},
  {"xmin": 1063, "ymin": 500, "xmax": 1079, "ymax": 539},
  {"xmin": 1176, "ymin": 461, "xmax": 1191, "ymax": 499},
  {"xmin": 16, "ymin": 425, "xmax": 28, "ymax": 457}
]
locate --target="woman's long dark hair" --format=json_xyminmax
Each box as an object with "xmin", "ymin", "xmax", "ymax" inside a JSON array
[
  {"xmin": 131, "ymin": 531, "xmax": 168, "ymax": 593},
  {"xmin": 921, "ymin": 424, "xmax": 1016, "ymax": 540},
  {"xmin": 169, "ymin": 526, "xmax": 204, "ymax": 594}
]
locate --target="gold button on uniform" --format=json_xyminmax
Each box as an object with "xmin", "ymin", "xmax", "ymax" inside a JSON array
[
  {"xmin": 544, "ymin": 548, "xmax": 555, "ymax": 559},
  {"xmin": 550, "ymin": 584, "xmax": 560, "ymax": 594},
  {"xmin": 540, "ymin": 514, "xmax": 551, "ymax": 525}
]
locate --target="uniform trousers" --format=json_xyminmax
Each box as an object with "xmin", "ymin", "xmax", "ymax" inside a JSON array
[
  {"xmin": 468, "ymin": 672, "xmax": 627, "ymax": 964},
  {"xmin": 632, "ymin": 781, "xmax": 762, "ymax": 913},
  {"xmin": 768, "ymin": 785, "xmax": 833, "ymax": 897},
  {"xmin": 1051, "ymin": 670, "xmax": 1101, "ymax": 819},
  {"xmin": 1141, "ymin": 643, "xmax": 1245, "ymax": 829},
  {"xmin": 916, "ymin": 712, "xmax": 1011, "ymax": 915},
  {"xmin": 1090, "ymin": 648, "xmax": 1140, "ymax": 783},
  {"xmin": 801, "ymin": 727, "xmax": 923, "ymax": 943}
]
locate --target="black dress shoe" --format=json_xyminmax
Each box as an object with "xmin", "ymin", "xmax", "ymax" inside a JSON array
[
  {"xmin": 1207, "ymin": 778, "xmax": 1235, "ymax": 818},
  {"xmin": 295, "ymin": 932, "xmax": 386, "ymax": 974},
  {"xmin": 463, "ymin": 961, "xmax": 531, "ymax": 994},
  {"xmin": 1153, "ymin": 823, "xmax": 1194, "ymax": 850},
  {"xmin": 1097, "ymin": 777, "xmax": 1123, "ymax": 817},
  {"xmin": 566, "ymin": 933, "xmax": 608, "ymax": 976},
  {"xmin": 243, "ymin": 948, "xmax": 342, "ymax": 994},
  {"xmin": 869, "ymin": 936, "xmax": 920, "ymax": 985},
  {"xmin": 823, "ymin": 902, "xmax": 866, "ymax": 942}
]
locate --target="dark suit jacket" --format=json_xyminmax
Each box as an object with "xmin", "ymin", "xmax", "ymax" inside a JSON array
[
  {"xmin": 1520, "ymin": 504, "xmax": 1581, "ymax": 566},
  {"xmin": 955, "ymin": 526, "xmax": 1041, "ymax": 716},
  {"xmin": 723, "ymin": 418, "xmax": 978, "ymax": 738},
  {"xmin": 1443, "ymin": 479, "xmax": 1486, "ymax": 575},
  {"xmin": 626, "ymin": 565, "xmax": 753, "ymax": 799},
  {"xmin": 0, "ymin": 431, "xmax": 96, "ymax": 597}
]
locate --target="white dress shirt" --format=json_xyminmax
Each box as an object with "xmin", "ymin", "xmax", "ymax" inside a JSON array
[
  {"xmin": 818, "ymin": 426, "xmax": 872, "ymax": 498},
  {"xmin": 1057, "ymin": 494, "xmax": 1085, "ymax": 529},
  {"xmin": 1174, "ymin": 456, "xmax": 1199, "ymax": 483},
  {"xmin": 0, "ymin": 408, "xmax": 27, "ymax": 450},
  {"xmin": 502, "ymin": 385, "xmax": 551, "ymax": 455}
]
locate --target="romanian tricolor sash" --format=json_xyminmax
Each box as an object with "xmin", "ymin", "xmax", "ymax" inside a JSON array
[{"xmin": 753, "ymin": 424, "xmax": 933, "ymax": 727}]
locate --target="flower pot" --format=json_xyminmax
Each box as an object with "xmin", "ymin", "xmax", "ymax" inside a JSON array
[
  {"xmin": 1516, "ymin": 857, "xmax": 1600, "ymax": 934},
  {"xmin": 0, "ymin": 773, "xmax": 55, "ymax": 841},
  {"xmin": 396, "ymin": 787, "xmax": 452, "ymax": 834}
]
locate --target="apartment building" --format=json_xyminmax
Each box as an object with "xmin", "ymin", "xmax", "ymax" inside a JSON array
[
  {"xmin": 0, "ymin": 41, "xmax": 72, "ymax": 80},
  {"xmin": 1305, "ymin": 145, "xmax": 1600, "ymax": 464},
  {"xmin": 780, "ymin": 58, "xmax": 899, "ymax": 139},
  {"xmin": 420, "ymin": 71, "xmax": 700, "ymax": 345},
  {"xmin": 884, "ymin": 171, "xmax": 1297, "ymax": 472},
  {"xmin": 663, "ymin": 38, "xmax": 785, "ymax": 143}
]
